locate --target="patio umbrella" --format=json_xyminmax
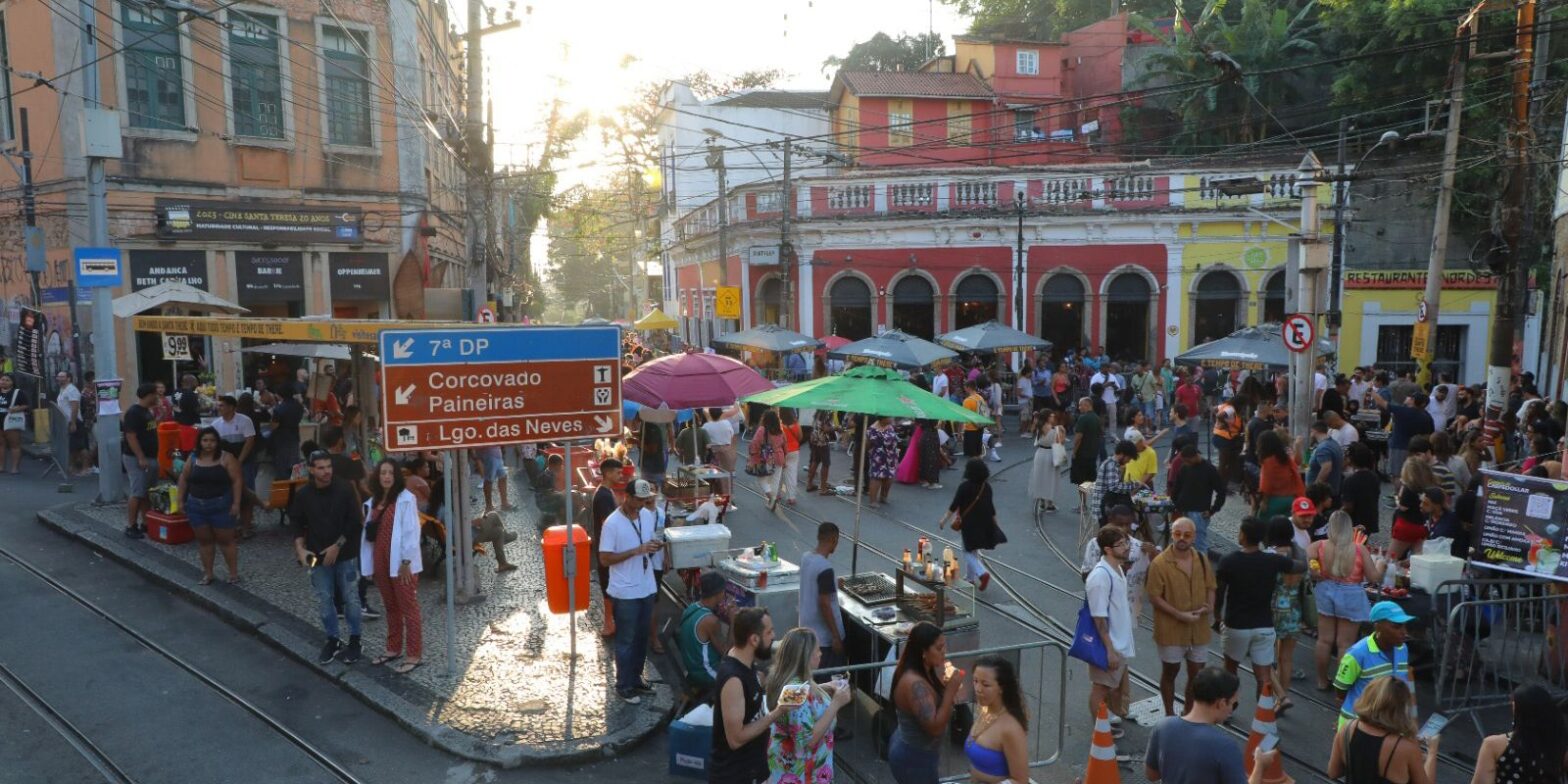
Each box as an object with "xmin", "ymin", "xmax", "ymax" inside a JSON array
[
  {"xmin": 743, "ymin": 365, "xmax": 992, "ymax": 574},
  {"xmin": 827, "ymin": 329, "xmax": 958, "ymax": 371},
  {"xmin": 241, "ymin": 343, "xmax": 352, "ymax": 361},
  {"xmin": 112, "ymin": 282, "xmax": 249, "ymax": 318},
  {"xmin": 633, "ymin": 308, "xmax": 679, "ymax": 331},
  {"xmin": 937, "ymin": 320, "xmax": 1051, "ymax": 354},
  {"xmin": 1174, "ymin": 323, "xmax": 1336, "ymax": 371},
  {"xmin": 624, "ymin": 349, "xmax": 775, "ymax": 470},
  {"xmin": 579, "ymin": 316, "xmax": 611, "ymax": 325},
  {"xmin": 711, "ymin": 324, "xmax": 823, "ymax": 353}
]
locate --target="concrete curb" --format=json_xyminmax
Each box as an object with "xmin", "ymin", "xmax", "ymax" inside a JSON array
[{"xmin": 35, "ymin": 504, "xmax": 677, "ymax": 769}]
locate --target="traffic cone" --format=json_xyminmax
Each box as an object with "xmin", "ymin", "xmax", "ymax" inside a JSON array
[
  {"xmin": 1085, "ymin": 701, "xmax": 1121, "ymax": 784},
  {"xmin": 1243, "ymin": 684, "xmax": 1294, "ymax": 784}
]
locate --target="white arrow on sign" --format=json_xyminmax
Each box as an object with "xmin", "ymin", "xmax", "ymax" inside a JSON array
[
  {"xmin": 392, "ymin": 338, "xmax": 414, "ymax": 359},
  {"xmin": 395, "ymin": 385, "xmax": 415, "ymax": 406},
  {"xmin": 594, "ymin": 415, "xmax": 615, "ymax": 433}
]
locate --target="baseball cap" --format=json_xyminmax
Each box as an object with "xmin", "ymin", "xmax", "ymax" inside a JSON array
[
  {"xmin": 1370, "ymin": 601, "xmax": 1415, "ymax": 624},
  {"xmin": 698, "ymin": 571, "xmax": 727, "ymax": 599},
  {"xmin": 1292, "ymin": 497, "xmax": 1317, "ymax": 517},
  {"xmin": 630, "ymin": 479, "xmax": 657, "ymax": 499}
]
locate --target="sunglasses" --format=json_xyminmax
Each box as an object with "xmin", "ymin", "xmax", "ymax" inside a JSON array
[{"xmin": 307, "ymin": 450, "xmax": 331, "ymax": 463}]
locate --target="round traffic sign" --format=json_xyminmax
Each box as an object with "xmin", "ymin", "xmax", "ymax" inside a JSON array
[
  {"xmin": 477, "ymin": 307, "xmax": 495, "ymax": 323},
  {"xmin": 1282, "ymin": 313, "xmax": 1314, "ymax": 353},
  {"xmin": 1416, "ymin": 298, "xmax": 1429, "ymax": 323}
]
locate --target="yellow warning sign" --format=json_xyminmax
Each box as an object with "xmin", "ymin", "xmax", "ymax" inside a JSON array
[
  {"xmin": 715, "ymin": 286, "xmax": 742, "ymax": 319},
  {"xmin": 1410, "ymin": 320, "xmax": 1431, "ymax": 358}
]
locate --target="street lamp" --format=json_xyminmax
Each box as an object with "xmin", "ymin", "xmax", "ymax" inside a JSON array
[{"xmin": 1328, "ymin": 125, "xmax": 1401, "ymax": 335}]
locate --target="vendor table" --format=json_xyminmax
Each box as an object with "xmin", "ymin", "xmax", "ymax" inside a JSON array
[{"xmin": 715, "ymin": 552, "xmax": 800, "ymax": 633}]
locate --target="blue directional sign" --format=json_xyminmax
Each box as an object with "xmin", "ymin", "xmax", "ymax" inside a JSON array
[
  {"xmin": 74, "ymin": 247, "xmax": 124, "ymax": 288},
  {"xmin": 379, "ymin": 325, "xmax": 623, "ymax": 450}
]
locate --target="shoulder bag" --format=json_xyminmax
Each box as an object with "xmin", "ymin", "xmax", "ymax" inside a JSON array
[
  {"xmin": 1068, "ymin": 564, "xmax": 1112, "ymax": 669},
  {"xmin": 4, "ymin": 391, "xmax": 24, "ymax": 431}
]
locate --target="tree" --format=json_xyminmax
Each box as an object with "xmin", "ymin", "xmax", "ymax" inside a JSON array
[
  {"xmin": 546, "ymin": 183, "xmax": 643, "ymax": 319},
  {"xmin": 498, "ymin": 94, "xmax": 589, "ymax": 318},
  {"xmin": 684, "ymin": 68, "xmax": 787, "ymax": 100},
  {"xmin": 942, "ymin": 0, "xmax": 1179, "ymax": 40},
  {"xmin": 821, "ymin": 32, "xmax": 946, "ymax": 75}
]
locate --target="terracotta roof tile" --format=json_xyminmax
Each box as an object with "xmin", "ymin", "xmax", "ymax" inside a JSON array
[{"xmin": 836, "ymin": 71, "xmax": 995, "ymax": 100}]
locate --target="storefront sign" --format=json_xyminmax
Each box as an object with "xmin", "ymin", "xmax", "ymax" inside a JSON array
[
  {"xmin": 1475, "ymin": 469, "xmax": 1568, "ymax": 583},
  {"xmin": 130, "ymin": 251, "xmax": 208, "ymax": 291},
  {"xmin": 11, "ymin": 307, "xmax": 45, "ymax": 377},
  {"xmin": 329, "ymin": 253, "xmax": 389, "ymax": 301},
  {"xmin": 131, "ymin": 315, "xmax": 497, "ymax": 344},
  {"xmin": 156, "ymin": 199, "xmax": 362, "ymax": 244},
  {"xmin": 234, "ymin": 252, "xmax": 305, "ymax": 303},
  {"xmin": 1343, "ymin": 270, "xmax": 1496, "ymax": 289}
]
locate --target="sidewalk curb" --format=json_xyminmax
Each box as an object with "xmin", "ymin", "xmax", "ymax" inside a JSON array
[{"xmin": 35, "ymin": 504, "xmax": 676, "ymax": 769}]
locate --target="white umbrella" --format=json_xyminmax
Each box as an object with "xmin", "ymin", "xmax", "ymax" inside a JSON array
[
  {"xmin": 240, "ymin": 343, "xmax": 353, "ymax": 361},
  {"xmin": 112, "ymin": 282, "xmax": 249, "ymax": 318}
]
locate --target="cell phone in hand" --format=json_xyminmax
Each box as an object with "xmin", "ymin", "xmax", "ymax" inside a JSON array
[
  {"xmin": 1417, "ymin": 713, "xmax": 1450, "ymax": 740},
  {"xmin": 1257, "ymin": 734, "xmax": 1279, "ymax": 754}
]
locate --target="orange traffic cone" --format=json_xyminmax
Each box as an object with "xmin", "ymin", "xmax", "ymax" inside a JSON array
[
  {"xmin": 1243, "ymin": 684, "xmax": 1294, "ymax": 784},
  {"xmin": 1085, "ymin": 701, "xmax": 1121, "ymax": 784}
]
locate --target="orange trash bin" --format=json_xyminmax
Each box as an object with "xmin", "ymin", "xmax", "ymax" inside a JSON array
[
  {"xmin": 156, "ymin": 422, "xmax": 181, "ymax": 479},
  {"xmin": 541, "ymin": 524, "xmax": 592, "ymax": 614}
]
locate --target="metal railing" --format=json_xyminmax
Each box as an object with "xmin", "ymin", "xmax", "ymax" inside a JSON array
[
  {"xmin": 1431, "ymin": 577, "xmax": 1568, "ymax": 735},
  {"xmin": 812, "ymin": 638, "xmax": 1069, "ymax": 783}
]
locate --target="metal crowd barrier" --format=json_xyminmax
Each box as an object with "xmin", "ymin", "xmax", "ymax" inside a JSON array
[
  {"xmin": 1431, "ymin": 577, "xmax": 1568, "ymax": 734},
  {"xmin": 812, "ymin": 638, "xmax": 1068, "ymax": 784}
]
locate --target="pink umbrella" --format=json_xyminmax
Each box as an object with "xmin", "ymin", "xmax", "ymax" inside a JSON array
[{"xmin": 622, "ymin": 348, "xmax": 775, "ymax": 409}]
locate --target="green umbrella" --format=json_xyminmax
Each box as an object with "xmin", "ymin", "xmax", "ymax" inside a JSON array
[{"xmin": 741, "ymin": 365, "xmax": 991, "ymax": 574}]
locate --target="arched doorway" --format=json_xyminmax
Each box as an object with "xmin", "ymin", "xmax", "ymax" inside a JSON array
[
  {"xmin": 1192, "ymin": 271, "xmax": 1244, "ymax": 345},
  {"xmin": 954, "ymin": 274, "xmax": 1000, "ymax": 329},
  {"xmin": 1039, "ymin": 274, "xmax": 1084, "ymax": 355},
  {"xmin": 1105, "ymin": 273, "xmax": 1151, "ymax": 362},
  {"xmin": 755, "ymin": 277, "xmax": 781, "ymax": 326},
  {"xmin": 1261, "ymin": 271, "xmax": 1286, "ymax": 324},
  {"xmin": 827, "ymin": 276, "xmax": 873, "ymax": 340},
  {"xmin": 891, "ymin": 276, "xmax": 935, "ymax": 340}
]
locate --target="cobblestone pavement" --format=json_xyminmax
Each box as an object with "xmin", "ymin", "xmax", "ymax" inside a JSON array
[{"xmin": 71, "ymin": 474, "xmax": 668, "ymax": 757}]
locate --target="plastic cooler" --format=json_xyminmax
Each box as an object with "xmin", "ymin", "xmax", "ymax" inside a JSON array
[
  {"xmin": 664, "ymin": 524, "xmax": 732, "ymax": 570},
  {"xmin": 666, "ymin": 719, "xmax": 709, "ymax": 779},
  {"xmin": 542, "ymin": 524, "xmax": 591, "ymax": 613},
  {"xmin": 1409, "ymin": 552, "xmax": 1465, "ymax": 593},
  {"xmin": 145, "ymin": 510, "xmax": 194, "ymax": 545}
]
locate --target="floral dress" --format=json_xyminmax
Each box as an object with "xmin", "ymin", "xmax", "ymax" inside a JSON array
[
  {"xmin": 1272, "ymin": 545, "xmax": 1305, "ymax": 637},
  {"xmin": 866, "ymin": 425, "xmax": 901, "ymax": 480},
  {"xmin": 767, "ymin": 687, "xmax": 834, "ymax": 784}
]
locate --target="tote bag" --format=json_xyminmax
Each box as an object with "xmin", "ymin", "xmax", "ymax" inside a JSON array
[
  {"xmin": 3, "ymin": 391, "xmax": 24, "ymax": 431},
  {"xmin": 1067, "ymin": 565, "xmax": 1111, "ymax": 669}
]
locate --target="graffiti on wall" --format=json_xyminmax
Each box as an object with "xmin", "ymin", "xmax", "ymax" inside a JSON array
[{"xmin": 0, "ymin": 215, "xmax": 83, "ymax": 380}]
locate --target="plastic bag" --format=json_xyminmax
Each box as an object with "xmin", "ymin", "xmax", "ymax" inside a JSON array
[{"xmin": 679, "ymin": 703, "xmax": 713, "ymax": 727}]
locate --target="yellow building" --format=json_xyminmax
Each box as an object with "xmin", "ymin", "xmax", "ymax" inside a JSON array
[{"xmin": 1338, "ymin": 270, "xmax": 1499, "ymax": 382}]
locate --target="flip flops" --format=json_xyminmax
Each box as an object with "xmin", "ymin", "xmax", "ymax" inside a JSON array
[
  {"xmin": 371, "ymin": 654, "xmax": 402, "ymax": 666},
  {"xmin": 393, "ymin": 660, "xmax": 423, "ymax": 675}
]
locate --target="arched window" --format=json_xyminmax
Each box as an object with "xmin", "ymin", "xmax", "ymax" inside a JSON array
[
  {"xmin": 1262, "ymin": 272, "xmax": 1286, "ymax": 324},
  {"xmin": 891, "ymin": 276, "xmax": 935, "ymax": 340},
  {"xmin": 827, "ymin": 276, "xmax": 873, "ymax": 340},
  {"xmin": 756, "ymin": 277, "xmax": 781, "ymax": 326},
  {"xmin": 1192, "ymin": 271, "xmax": 1243, "ymax": 345},
  {"xmin": 1105, "ymin": 273, "xmax": 1152, "ymax": 362},
  {"xmin": 954, "ymin": 274, "xmax": 999, "ymax": 329},
  {"xmin": 1039, "ymin": 274, "xmax": 1084, "ymax": 356}
]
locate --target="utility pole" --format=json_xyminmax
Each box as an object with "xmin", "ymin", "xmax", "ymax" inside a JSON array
[
  {"xmin": 82, "ymin": 0, "xmax": 122, "ymax": 504},
  {"xmin": 706, "ymin": 142, "xmax": 729, "ymax": 338},
  {"xmin": 1014, "ymin": 193, "xmax": 1026, "ymax": 334},
  {"xmin": 1414, "ymin": 22, "xmax": 1471, "ymax": 386},
  {"xmin": 1328, "ymin": 118, "xmax": 1348, "ymax": 339},
  {"xmin": 779, "ymin": 139, "xmax": 793, "ymax": 331},
  {"xmin": 462, "ymin": 6, "xmax": 520, "ymax": 321},
  {"xmin": 1484, "ymin": 0, "xmax": 1537, "ymax": 448},
  {"xmin": 1289, "ymin": 152, "xmax": 1328, "ymax": 450}
]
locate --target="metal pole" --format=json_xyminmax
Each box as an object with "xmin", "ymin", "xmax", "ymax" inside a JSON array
[
  {"xmin": 1415, "ymin": 33, "xmax": 1469, "ymax": 386},
  {"xmin": 454, "ymin": 447, "xmax": 480, "ymax": 602},
  {"xmin": 463, "ymin": 0, "xmax": 487, "ymax": 319},
  {"xmin": 780, "ymin": 140, "xmax": 792, "ymax": 331},
  {"xmin": 82, "ymin": 0, "xmax": 121, "ymax": 504},
  {"xmin": 1328, "ymin": 117, "xmax": 1348, "ymax": 340},
  {"xmin": 850, "ymin": 419, "xmax": 868, "ymax": 575},
  {"xmin": 442, "ymin": 451, "xmax": 456, "ymax": 679},
  {"xmin": 1015, "ymin": 194, "xmax": 1025, "ymax": 333},
  {"xmin": 564, "ymin": 443, "xmax": 577, "ymax": 669}
]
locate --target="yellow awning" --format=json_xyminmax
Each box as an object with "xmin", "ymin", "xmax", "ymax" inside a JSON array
[{"xmin": 634, "ymin": 308, "xmax": 679, "ymax": 330}]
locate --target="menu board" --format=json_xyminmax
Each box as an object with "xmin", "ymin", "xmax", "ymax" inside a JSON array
[{"xmin": 1476, "ymin": 469, "xmax": 1568, "ymax": 582}]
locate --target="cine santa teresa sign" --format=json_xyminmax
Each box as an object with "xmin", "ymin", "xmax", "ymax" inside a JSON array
[{"xmin": 379, "ymin": 326, "xmax": 622, "ymax": 450}]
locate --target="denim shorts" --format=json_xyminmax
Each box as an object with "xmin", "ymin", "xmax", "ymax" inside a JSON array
[
  {"xmin": 1314, "ymin": 579, "xmax": 1371, "ymax": 623},
  {"xmin": 184, "ymin": 493, "xmax": 236, "ymax": 528}
]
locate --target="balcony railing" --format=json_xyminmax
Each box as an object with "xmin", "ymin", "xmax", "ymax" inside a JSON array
[
  {"xmin": 889, "ymin": 183, "xmax": 934, "ymax": 209},
  {"xmin": 827, "ymin": 184, "xmax": 873, "ymax": 210},
  {"xmin": 954, "ymin": 181, "xmax": 997, "ymax": 208}
]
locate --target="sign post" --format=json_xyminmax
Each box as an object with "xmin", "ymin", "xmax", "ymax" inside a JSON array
[{"xmin": 380, "ymin": 325, "xmax": 622, "ymax": 649}]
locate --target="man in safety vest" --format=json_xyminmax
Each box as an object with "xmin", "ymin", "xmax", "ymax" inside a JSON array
[
  {"xmin": 1211, "ymin": 395, "xmax": 1245, "ymax": 488},
  {"xmin": 1334, "ymin": 600, "xmax": 1414, "ymax": 727}
]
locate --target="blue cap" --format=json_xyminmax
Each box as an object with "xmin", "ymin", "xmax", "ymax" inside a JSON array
[{"xmin": 1370, "ymin": 600, "xmax": 1415, "ymax": 624}]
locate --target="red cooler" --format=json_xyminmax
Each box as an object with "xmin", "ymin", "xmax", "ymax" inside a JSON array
[
  {"xmin": 541, "ymin": 524, "xmax": 591, "ymax": 614},
  {"xmin": 145, "ymin": 510, "xmax": 194, "ymax": 545}
]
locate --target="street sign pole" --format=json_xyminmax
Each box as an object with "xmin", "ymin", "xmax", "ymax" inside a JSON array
[
  {"xmin": 442, "ymin": 451, "xmax": 457, "ymax": 679},
  {"xmin": 564, "ymin": 444, "xmax": 577, "ymax": 672}
]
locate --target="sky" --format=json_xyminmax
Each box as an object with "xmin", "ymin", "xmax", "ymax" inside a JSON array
[{"xmin": 477, "ymin": 0, "xmax": 972, "ymax": 181}]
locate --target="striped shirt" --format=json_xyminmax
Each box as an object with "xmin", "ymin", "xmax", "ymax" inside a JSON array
[{"xmin": 1334, "ymin": 635, "xmax": 1411, "ymax": 724}]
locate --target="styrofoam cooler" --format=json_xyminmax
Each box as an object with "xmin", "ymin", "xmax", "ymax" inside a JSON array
[
  {"xmin": 664, "ymin": 524, "xmax": 732, "ymax": 569},
  {"xmin": 1409, "ymin": 552, "xmax": 1465, "ymax": 593}
]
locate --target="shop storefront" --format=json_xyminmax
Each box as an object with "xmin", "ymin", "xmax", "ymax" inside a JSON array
[
  {"xmin": 1339, "ymin": 269, "xmax": 1496, "ymax": 383},
  {"xmin": 329, "ymin": 252, "xmax": 392, "ymax": 319},
  {"xmin": 129, "ymin": 250, "xmax": 211, "ymax": 388},
  {"xmin": 234, "ymin": 251, "xmax": 307, "ymax": 388}
]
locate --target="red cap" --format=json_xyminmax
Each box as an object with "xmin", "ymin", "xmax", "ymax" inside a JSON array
[{"xmin": 1292, "ymin": 497, "xmax": 1317, "ymax": 516}]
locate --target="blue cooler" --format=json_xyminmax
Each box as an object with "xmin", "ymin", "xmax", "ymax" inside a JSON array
[{"xmin": 667, "ymin": 719, "xmax": 710, "ymax": 779}]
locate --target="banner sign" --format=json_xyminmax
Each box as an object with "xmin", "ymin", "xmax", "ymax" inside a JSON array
[
  {"xmin": 328, "ymin": 253, "xmax": 390, "ymax": 301},
  {"xmin": 234, "ymin": 251, "xmax": 305, "ymax": 303},
  {"xmin": 1475, "ymin": 469, "xmax": 1568, "ymax": 582},
  {"xmin": 156, "ymin": 199, "xmax": 362, "ymax": 244},
  {"xmin": 1343, "ymin": 270, "xmax": 1496, "ymax": 290},
  {"xmin": 12, "ymin": 307, "xmax": 46, "ymax": 377},
  {"xmin": 130, "ymin": 250, "xmax": 208, "ymax": 291}
]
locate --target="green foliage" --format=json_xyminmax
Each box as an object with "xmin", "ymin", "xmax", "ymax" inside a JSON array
[
  {"xmin": 822, "ymin": 32, "xmax": 947, "ymax": 75},
  {"xmin": 501, "ymin": 96, "xmax": 589, "ymax": 317},
  {"xmin": 942, "ymin": 0, "xmax": 1177, "ymax": 40}
]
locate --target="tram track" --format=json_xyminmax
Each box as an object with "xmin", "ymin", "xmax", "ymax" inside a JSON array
[
  {"xmin": 734, "ymin": 453, "xmax": 1472, "ymax": 780},
  {"xmin": 0, "ymin": 544, "xmax": 371, "ymax": 784}
]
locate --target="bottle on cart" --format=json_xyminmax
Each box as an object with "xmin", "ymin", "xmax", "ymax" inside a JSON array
[{"xmin": 903, "ymin": 549, "xmax": 913, "ymax": 570}]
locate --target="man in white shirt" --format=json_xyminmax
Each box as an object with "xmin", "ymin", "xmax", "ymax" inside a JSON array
[
  {"xmin": 1313, "ymin": 365, "xmax": 1330, "ymax": 410},
  {"xmin": 701, "ymin": 407, "xmax": 736, "ymax": 494},
  {"xmin": 1325, "ymin": 409, "xmax": 1360, "ymax": 448},
  {"xmin": 1427, "ymin": 384, "xmax": 1452, "ymax": 433},
  {"xmin": 1092, "ymin": 364, "xmax": 1121, "ymax": 432},
  {"xmin": 598, "ymin": 479, "xmax": 662, "ymax": 704},
  {"xmin": 1347, "ymin": 368, "xmax": 1371, "ymax": 405},
  {"xmin": 1085, "ymin": 525, "xmax": 1135, "ymax": 732},
  {"xmin": 931, "ymin": 370, "xmax": 950, "ymax": 401},
  {"xmin": 54, "ymin": 371, "xmax": 88, "ymax": 475}
]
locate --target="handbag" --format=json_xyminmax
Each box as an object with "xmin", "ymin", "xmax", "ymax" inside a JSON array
[
  {"xmin": 1050, "ymin": 431, "xmax": 1068, "ymax": 468},
  {"xmin": 1068, "ymin": 587, "xmax": 1111, "ymax": 669},
  {"xmin": 3, "ymin": 391, "xmax": 23, "ymax": 431}
]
